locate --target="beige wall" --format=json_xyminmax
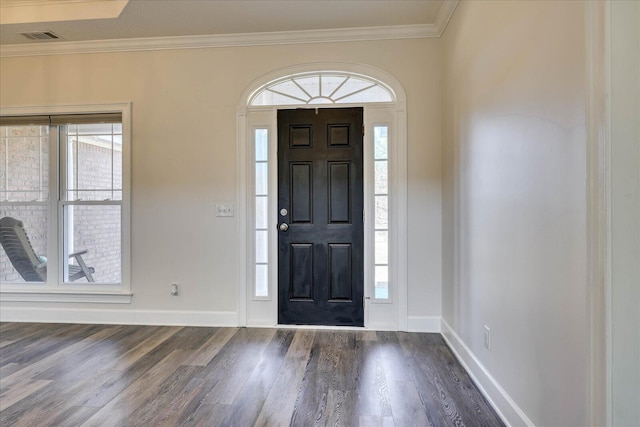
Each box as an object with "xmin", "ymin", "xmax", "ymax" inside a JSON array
[
  {"xmin": 441, "ymin": 1, "xmax": 589, "ymax": 426},
  {"xmin": 0, "ymin": 39, "xmax": 442, "ymax": 320}
]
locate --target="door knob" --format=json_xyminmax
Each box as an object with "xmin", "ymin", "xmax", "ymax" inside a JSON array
[{"xmin": 279, "ymin": 223, "xmax": 289, "ymax": 232}]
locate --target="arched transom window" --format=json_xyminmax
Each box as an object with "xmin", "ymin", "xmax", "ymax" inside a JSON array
[{"xmin": 249, "ymin": 72, "xmax": 395, "ymax": 106}]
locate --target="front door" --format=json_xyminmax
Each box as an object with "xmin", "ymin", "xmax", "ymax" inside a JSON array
[{"xmin": 277, "ymin": 108, "xmax": 364, "ymax": 326}]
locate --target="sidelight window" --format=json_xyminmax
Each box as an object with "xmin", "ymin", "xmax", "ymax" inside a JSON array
[
  {"xmin": 373, "ymin": 126, "xmax": 389, "ymax": 299},
  {"xmin": 254, "ymin": 128, "xmax": 269, "ymax": 297}
]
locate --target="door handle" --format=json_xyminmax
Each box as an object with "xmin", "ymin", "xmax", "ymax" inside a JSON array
[{"xmin": 279, "ymin": 223, "xmax": 289, "ymax": 232}]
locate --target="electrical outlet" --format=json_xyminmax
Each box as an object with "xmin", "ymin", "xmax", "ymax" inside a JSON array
[
  {"xmin": 170, "ymin": 283, "xmax": 179, "ymax": 296},
  {"xmin": 484, "ymin": 325, "xmax": 491, "ymax": 351}
]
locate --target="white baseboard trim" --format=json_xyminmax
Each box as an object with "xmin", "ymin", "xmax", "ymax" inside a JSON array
[
  {"xmin": 440, "ymin": 319, "xmax": 535, "ymax": 427},
  {"xmin": 407, "ymin": 316, "xmax": 441, "ymax": 332},
  {"xmin": 0, "ymin": 307, "xmax": 238, "ymax": 327}
]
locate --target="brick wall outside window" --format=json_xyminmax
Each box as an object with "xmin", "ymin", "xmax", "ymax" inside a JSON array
[{"xmin": 1, "ymin": 126, "xmax": 121, "ymax": 283}]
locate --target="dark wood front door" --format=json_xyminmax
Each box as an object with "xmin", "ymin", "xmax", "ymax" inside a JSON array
[{"xmin": 277, "ymin": 108, "xmax": 364, "ymax": 326}]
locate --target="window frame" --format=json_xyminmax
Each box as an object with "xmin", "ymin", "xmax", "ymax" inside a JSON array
[{"xmin": 0, "ymin": 103, "xmax": 132, "ymax": 303}]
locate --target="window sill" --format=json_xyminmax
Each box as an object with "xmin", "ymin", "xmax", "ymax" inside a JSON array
[{"xmin": 0, "ymin": 290, "xmax": 132, "ymax": 304}]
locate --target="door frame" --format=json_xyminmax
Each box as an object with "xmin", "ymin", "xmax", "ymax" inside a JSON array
[{"xmin": 237, "ymin": 63, "xmax": 408, "ymax": 331}]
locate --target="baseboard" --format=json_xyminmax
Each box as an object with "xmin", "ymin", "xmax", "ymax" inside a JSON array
[
  {"xmin": 440, "ymin": 319, "xmax": 535, "ymax": 427},
  {"xmin": 0, "ymin": 307, "xmax": 238, "ymax": 327},
  {"xmin": 407, "ymin": 316, "xmax": 441, "ymax": 332}
]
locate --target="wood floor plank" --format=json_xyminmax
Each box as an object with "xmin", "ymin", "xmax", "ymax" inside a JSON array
[
  {"xmin": 151, "ymin": 375, "xmax": 208, "ymax": 426},
  {"xmin": 184, "ymin": 327, "xmax": 238, "ymax": 366},
  {"xmin": 354, "ymin": 340, "xmax": 393, "ymax": 418},
  {"xmin": 0, "ymin": 323, "xmax": 505, "ymax": 427},
  {"xmin": 0, "ymin": 323, "xmax": 89, "ymax": 367},
  {"xmin": 290, "ymin": 331, "xmax": 333, "ymax": 426},
  {"xmin": 0, "ymin": 323, "xmax": 48, "ymax": 344},
  {"xmin": 34, "ymin": 325, "xmax": 161, "ymax": 384},
  {"xmin": 0, "ymin": 378, "xmax": 51, "ymax": 411},
  {"xmin": 326, "ymin": 389, "xmax": 357, "ymax": 427},
  {"xmin": 101, "ymin": 325, "xmax": 183, "ymax": 371},
  {"xmin": 155, "ymin": 328, "xmax": 272, "ymax": 425},
  {"xmin": 356, "ymin": 330, "xmax": 378, "ymax": 342},
  {"xmin": 0, "ymin": 362, "xmax": 23, "ymax": 379},
  {"xmin": 126, "ymin": 365, "xmax": 204, "ymax": 426},
  {"xmin": 0, "ymin": 340, "xmax": 15, "ymax": 349},
  {"xmin": 182, "ymin": 403, "xmax": 230, "ymax": 427},
  {"xmin": 254, "ymin": 329, "xmax": 316, "ymax": 427},
  {"xmin": 201, "ymin": 328, "xmax": 276, "ymax": 405},
  {"xmin": 359, "ymin": 415, "xmax": 395, "ymax": 427},
  {"xmin": 222, "ymin": 329, "xmax": 295, "ymax": 426},
  {"xmin": 1, "ymin": 325, "xmax": 123, "ymax": 389},
  {"xmin": 397, "ymin": 332, "xmax": 464, "ymax": 427},
  {"xmin": 82, "ymin": 349, "xmax": 194, "ymax": 427}
]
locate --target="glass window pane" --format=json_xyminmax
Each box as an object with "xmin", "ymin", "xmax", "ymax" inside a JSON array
[
  {"xmin": 374, "ymin": 126, "xmax": 388, "ymax": 159},
  {"xmin": 113, "ymin": 140, "xmax": 122, "ymax": 195},
  {"xmin": 337, "ymin": 85, "xmax": 393, "ymax": 103},
  {"xmin": 0, "ymin": 204, "xmax": 48, "ymax": 283},
  {"xmin": 375, "ymin": 231, "xmax": 388, "ymax": 265},
  {"xmin": 374, "ymin": 161, "xmax": 388, "ymax": 194},
  {"xmin": 0, "ymin": 135, "xmax": 4, "ymax": 198},
  {"xmin": 375, "ymin": 196, "xmax": 388, "ymax": 229},
  {"xmin": 3, "ymin": 125, "xmax": 48, "ymax": 202},
  {"xmin": 331, "ymin": 77, "xmax": 375, "ymax": 100},
  {"xmin": 77, "ymin": 123, "xmax": 115, "ymax": 135},
  {"xmin": 255, "ymin": 230, "xmax": 268, "ymax": 264},
  {"xmin": 269, "ymin": 80, "xmax": 310, "ymax": 102},
  {"xmin": 256, "ymin": 196, "xmax": 268, "ymax": 229},
  {"xmin": 255, "ymin": 162, "xmax": 268, "ymax": 196},
  {"xmin": 255, "ymin": 129, "xmax": 268, "ymax": 161},
  {"xmin": 292, "ymin": 76, "xmax": 320, "ymax": 98},
  {"xmin": 375, "ymin": 266, "xmax": 389, "ymax": 299},
  {"xmin": 76, "ymin": 136, "xmax": 112, "ymax": 191},
  {"xmin": 63, "ymin": 204, "xmax": 121, "ymax": 283},
  {"xmin": 255, "ymin": 264, "xmax": 268, "ymax": 297},
  {"xmin": 308, "ymin": 98, "xmax": 333, "ymax": 105},
  {"xmin": 320, "ymin": 75, "xmax": 347, "ymax": 97},
  {"xmin": 66, "ymin": 123, "xmax": 121, "ymax": 198},
  {"xmin": 252, "ymin": 91, "xmax": 303, "ymax": 106}
]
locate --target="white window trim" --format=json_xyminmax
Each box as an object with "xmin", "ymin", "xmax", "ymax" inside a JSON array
[
  {"xmin": 0, "ymin": 103, "xmax": 132, "ymax": 304},
  {"xmin": 237, "ymin": 63, "xmax": 408, "ymax": 331}
]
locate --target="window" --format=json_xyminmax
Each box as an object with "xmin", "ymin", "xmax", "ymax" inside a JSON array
[
  {"xmin": 250, "ymin": 72, "xmax": 394, "ymax": 106},
  {"xmin": 0, "ymin": 109, "xmax": 129, "ymax": 298},
  {"xmin": 254, "ymin": 128, "xmax": 269, "ymax": 297},
  {"xmin": 373, "ymin": 126, "xmax": 389, "ymax": 299},
  {"xmin": 0, "ymin": 124, "xmax": 49, "ymax": 283},
  {"xmin": 61, "ymin": 121, "xmax": 122, "ymax": 283}
]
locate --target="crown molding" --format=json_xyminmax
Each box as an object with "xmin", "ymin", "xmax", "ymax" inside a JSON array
[
  {"xmin": 435, "ymin": 0, "xmax": 459, "ymax": 36},
  {"xmin": 0, "ymin": 23, "xmax": 440, "ymax": 58}
]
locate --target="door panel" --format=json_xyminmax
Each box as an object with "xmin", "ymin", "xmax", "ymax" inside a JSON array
[
  {"xmin": 290, "ymin": 243, "xmax": 313, "ymax": 300},
  {"xmin": 329, "ymin": 243, "xmax": 352, "ymax": 300},
  {"xmin": 328, "ymin": 162, "xmax": 351, "ymax": 223},
  {"xmin": 290, "ymin": 163, "xmax": 313, "ymax": 223},
  {"xmin": 278, "ymin": 107, "xmax": 364, "ymax": 326}
]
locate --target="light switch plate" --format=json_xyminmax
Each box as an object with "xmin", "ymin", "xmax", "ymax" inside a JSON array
[{"xmin": 216, "ymin": 203, "xmax": 234, "ymax": 217}]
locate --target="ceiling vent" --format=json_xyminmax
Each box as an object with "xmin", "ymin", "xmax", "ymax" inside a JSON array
[{"xmin": 20, "ymin": 31, "xmax": 60, "ymax": 41}]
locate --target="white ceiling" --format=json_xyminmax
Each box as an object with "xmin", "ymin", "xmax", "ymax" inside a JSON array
[{"xmin": 0, "ymin": 0, "xmax": 448, "ymax": 45}]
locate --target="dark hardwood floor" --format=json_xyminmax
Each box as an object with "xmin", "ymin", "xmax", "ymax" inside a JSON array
[{"xmin": 0, "ymin": 323, "xmax": 504, "ymax": 427}]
